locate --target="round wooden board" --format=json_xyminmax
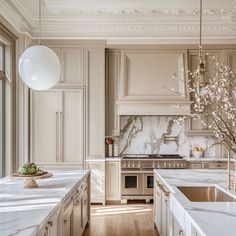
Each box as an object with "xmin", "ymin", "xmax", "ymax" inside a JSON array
[{"xmin": 11, "ymin": 172, "xmax": 53, "ymax": 179}]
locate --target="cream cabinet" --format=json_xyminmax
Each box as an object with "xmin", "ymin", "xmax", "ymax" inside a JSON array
[
  {"xmin": 173, "ymin": 217, "xmax": 186, "ymax": 236},
  {"xmin": 86, "ymin": 160, "xmax": 105, "ymax": 204},
  {"xmin": 51, "ymin": 47, "xmax": 85, "ymax": 87},
  {"xmin": 85, "ymin": 48, "xmax": 105, "ymax": 160},
  {"xmin": 187, "ymin": 50, "xmax": 222, "ymax": 136},
  {"xmin": 105, "ymin": 160, "xmax": 121, "ymax": 201},
  {"xmin": 31, "ymin": 89, "xmax": 84, "ymax": 165},
  {"xmin": 85, "ymin": 48, "xmax": 105, "ymax": 204},
  {"xmin": 154, "ymin": 174, "xmax": 172, "ymax": 236},
  {"xmin": 37, "ymin": 208, "xmax": 60, "ymax": 236},
  {"xmin": 105, "ymin": 52, "xmax": 120, "ymax": 136}
]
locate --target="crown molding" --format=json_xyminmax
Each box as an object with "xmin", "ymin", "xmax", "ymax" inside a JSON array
[
  {"xmin": 0, "ymin": 0, "xmax": 235, "ymax": 43},
  {"xmin": 0, "ymin": 0, "xmax": 34, "ymax": 33}
]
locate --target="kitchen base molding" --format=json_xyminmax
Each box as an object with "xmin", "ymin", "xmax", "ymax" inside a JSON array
[{"xmin": 121, "ymin": 196, "xmax": 153, "ymax": 204}]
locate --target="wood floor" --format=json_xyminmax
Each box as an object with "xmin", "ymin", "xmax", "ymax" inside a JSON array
[{"xmin": 83, "ymin": 203, "xmax": 159, "ymax": 236}]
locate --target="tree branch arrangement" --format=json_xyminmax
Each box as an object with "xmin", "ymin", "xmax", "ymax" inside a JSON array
[{"xmin": 167, "ymin": 55, "xmax": 236, "ymax": 153}]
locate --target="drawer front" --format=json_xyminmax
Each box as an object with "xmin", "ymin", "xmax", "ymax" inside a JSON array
[{"xmin": 187, "ymin": 163, "xmax": 202, "ymax": 169}]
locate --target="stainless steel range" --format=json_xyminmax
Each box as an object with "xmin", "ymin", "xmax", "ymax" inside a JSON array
[{"xmin": 121, "ymin": 154, "xmax": 186, "ymax": 203}]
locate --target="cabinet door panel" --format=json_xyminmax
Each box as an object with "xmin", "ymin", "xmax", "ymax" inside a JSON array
[
  {"xmin": 62, "ymin": 90, "xmax": 84, "ymax": 164},
  {"xmin": 61, "ymin": 48, "xmax": 84, "ymax": 85},
  {"xmin": 187, "ymin": 50, "xmax": 221, "ymax": 135},
  {"xmin": 105, "ymin": 161, "xmax": 120, "ymax": 201},
  {"xmin": 86, "ymin": 48, "xmax": 105, "ymax": 159},
  {"xmin": 31, "ymin": 91, "xmax": 60, "ymax": 163},
  {"xmin": 105, "ymin": 52, "xmax": 120, "ymax": 136}
]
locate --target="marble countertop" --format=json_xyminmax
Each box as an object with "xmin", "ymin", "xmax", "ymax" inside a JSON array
[
  {"xmin": 154, "ymin": 169, "xmax": 236, "ymax": 236},
  {"xmin": 0, "ymin": 170, "xmax": 89, "ymax": 236}
]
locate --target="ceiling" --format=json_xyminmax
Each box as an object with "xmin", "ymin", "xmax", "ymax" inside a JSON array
[{"xmin": 0, "ymin": 0, "xmax": 236, "ymax": 44}]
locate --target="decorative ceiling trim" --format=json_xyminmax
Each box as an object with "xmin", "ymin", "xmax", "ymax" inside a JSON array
[
  {"xmin": 0, "ymin": 0, "xmax": 235, "ymax": 43},
  {"xmin": 44, "ymin": 8, "xmax": 231, "ymax": 17}
]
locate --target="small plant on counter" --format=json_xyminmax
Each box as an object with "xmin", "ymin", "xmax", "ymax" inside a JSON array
[{"xmin": 18, "ymin": 163, "xmax": 42, "ymax": 175}]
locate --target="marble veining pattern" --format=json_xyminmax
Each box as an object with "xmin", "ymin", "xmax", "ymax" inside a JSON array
[
  {"xmin": 0, "ymin": 170, "xmax": 89, "ymax": 236},
  {"xmin": 118, "ymin": 116, "xmax": 216, "ymax": 157},
  {"xmin": 155, "ymin": 169, "xmax": 236, "ymax": 236}
]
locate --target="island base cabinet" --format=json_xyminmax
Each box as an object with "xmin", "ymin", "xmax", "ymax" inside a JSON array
[
  {"xmin": 37, "ymin": 208, "xmax": 60, "ymax": 236},
  {"xmin": 82, "ymin": 188, "xmax": 89, "ymax": 231},
  {"xmin": 154, "ymin": 176, "xmax": 162, "ymax": 233},
  {"xmin": 154, "ymin": 175, "xmax": 172, "ymax": 236},
  {"xmin": 62, "ymin": 199, "xmax": 73, "ymax": 236},
  {"xmin": 173, "ymin": 217, "xmax": 186, "ymax": 236},
  {"xmin": 73, "ymin": 194, "xmax": 82, "ymax": 236}
]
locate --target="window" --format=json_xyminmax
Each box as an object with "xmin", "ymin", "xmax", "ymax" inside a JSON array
[{"xmin": 0, "ymin": 43, "xmax": 4, "ymax": 177}]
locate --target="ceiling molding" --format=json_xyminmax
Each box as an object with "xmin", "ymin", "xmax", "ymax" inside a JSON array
[{"xmin": 0, "ymin": 0, "xmax": 235, "ymax": 44}]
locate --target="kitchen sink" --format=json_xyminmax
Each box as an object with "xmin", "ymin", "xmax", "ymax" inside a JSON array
[{"xmin": 177, "ymin": 186, "xmax": 236, "ymax": 202}]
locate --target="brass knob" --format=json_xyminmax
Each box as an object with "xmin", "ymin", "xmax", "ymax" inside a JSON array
[{"xmin": 48, "ymin": 221, "xmax": 53, "ymax": 227}]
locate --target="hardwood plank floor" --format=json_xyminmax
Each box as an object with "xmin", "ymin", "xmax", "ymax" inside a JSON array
[{"xmin": 83, "ymin": 203, "xmax": 159, "ymax": 236}]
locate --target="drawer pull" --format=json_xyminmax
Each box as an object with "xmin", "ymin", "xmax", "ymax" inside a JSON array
[
  {"xmin": 178, "ymin": 229, "xmax": 184, "ymax": 235},
  {"xmin": 48, "ymin": 221, "xmax": 53, "ymax": 227}
]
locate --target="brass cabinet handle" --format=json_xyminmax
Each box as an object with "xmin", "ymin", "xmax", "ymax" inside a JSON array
[
  {"xmin": 178, "ymin": 229, "xmax": 184, "ymax": 235},
  {"xmin": 56, "ymin": 112, "xmax": 59, "ymax": 162},
  {"xmin": 48, "ymin": 221, "xmax": 53, "ymax": 227}
]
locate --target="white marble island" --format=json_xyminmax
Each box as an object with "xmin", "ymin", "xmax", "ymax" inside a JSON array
[
  {"xmin": 0, "ymin": 170, "xmax": 90, "ymax": 236},
  {"xmin": 154, "ymin": 169, "xmax": 236, "ymax": 236}
]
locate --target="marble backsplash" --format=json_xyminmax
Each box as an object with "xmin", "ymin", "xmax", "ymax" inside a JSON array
[{"xmin": 117, "ymin": 116, "xmax": 217, "ymax": 157}]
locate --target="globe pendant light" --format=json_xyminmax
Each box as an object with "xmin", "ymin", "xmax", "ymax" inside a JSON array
[{"xmin": 18, "ymin": 0, "xmax": 60, "ymax": 91}]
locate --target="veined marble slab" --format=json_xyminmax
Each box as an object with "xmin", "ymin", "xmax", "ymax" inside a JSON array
[
  {"xmin": 118, "ymin": 116, "xmax": 216, "ymax": 157},
  {"xmin": 0, "ymin": 170, "xmax": 89, "ymax": 236},
  {"xmin": 154, "ymin": 169, "xmax": 236, "ymax": 236}
]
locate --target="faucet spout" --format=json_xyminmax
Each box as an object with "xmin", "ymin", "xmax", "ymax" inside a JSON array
[{"xmin": 208, "ymin": 141, "xmax": 232, "ymax": 191}]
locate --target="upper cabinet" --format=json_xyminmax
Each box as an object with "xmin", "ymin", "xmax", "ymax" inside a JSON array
[
  {"xmin": 31, "ymin": 89, "xmax": 85, "ymax": 165},
  {"xmin": 225, "ymin": 49, "xmax": 236, "ymax": 72},
  {"xmin": 186, "ymin": 50, "xmax": 222, "ymax": 136},
  {"xmin": 51, "ymin": 47, "xmax": 85, "ymax": 87},
  {"xmin": 106, "ymin": 52, "xmax": 120, "ymax": 136},
  {"xmin": 86, "ymin": 48, "xmax": 105, "ymax": 159}
]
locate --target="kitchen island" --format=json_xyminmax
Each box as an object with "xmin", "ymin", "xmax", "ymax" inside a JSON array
[
  {"xmin": 154, "ymin": 169, "xmax": 236, "ymax": 236},
  {"xmin": 0, "ymin": 170, "xmax": 90, "ymax": 236}
]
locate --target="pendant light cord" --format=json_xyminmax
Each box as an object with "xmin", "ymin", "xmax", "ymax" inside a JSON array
[
  {"xmin": 38, "ymin": 0, "xmax": 41, "ymax": 45},
  {"xmin": 199, "ymin": 0, "xmax": 203, "ymax": 60}
]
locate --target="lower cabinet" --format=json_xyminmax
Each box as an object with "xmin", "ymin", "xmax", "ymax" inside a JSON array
[
  {"xmin": 73, "ymin": 189, "xmax": 82, "ymax": 236},
  {"xmin": 154, "ymin": 175, "xmax": 172, "ymax": 236},
  {"xmin": 173, "ymin": 217, "xmax": 186, "ymax": 236},
  {"xmin": 62, "ymin": 197, "xmax": 74, "ymax": 236},
  {"xmin": 105, "ymin": 160, "xmax": 121, "ymax": 201},
  {"xmin": 37, "ymin": 208, "xmax": 60, "ymax": 236},
  {"xmin": 37, "ymin": 177, "xmax": 89, "ymax": 236}
]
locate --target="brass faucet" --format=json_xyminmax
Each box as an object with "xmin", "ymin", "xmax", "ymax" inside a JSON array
[{"xmin": 208, "ymin": 141, "xmax": 235, "ymax": 191}]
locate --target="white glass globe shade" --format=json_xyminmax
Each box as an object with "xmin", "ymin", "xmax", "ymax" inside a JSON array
[{"xmin": 19, "ymin": 45, "xmax": 61, "ymax": 91}]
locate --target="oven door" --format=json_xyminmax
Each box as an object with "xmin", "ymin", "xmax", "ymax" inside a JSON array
[
  {"xmin": 122, "ymin": 172, "xmax": 143, "ymax": 195},
  {"xmin": 143, "ymin": 172, "xmax": 154, "ymax": 195}
]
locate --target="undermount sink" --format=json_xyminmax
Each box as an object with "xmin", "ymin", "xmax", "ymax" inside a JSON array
[{"xmin": 177, "ymin": 186, "xmax": 236, "ymax": 202}]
